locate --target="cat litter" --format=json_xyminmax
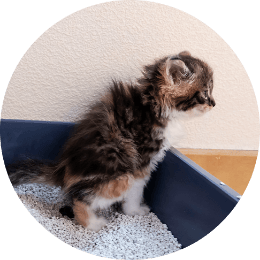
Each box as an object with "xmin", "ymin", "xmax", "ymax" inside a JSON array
[{"xmin": 14, "ymin": 183, "xmax": 181, "ymax": 259}]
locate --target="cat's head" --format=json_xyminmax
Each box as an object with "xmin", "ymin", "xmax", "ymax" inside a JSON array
[{"xmin": 141, "ymin": 51, "xmax": 216, "ymax": 119}]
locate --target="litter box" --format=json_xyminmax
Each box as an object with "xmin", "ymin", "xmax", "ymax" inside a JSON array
[{"xmin": 0, "ymin": 119, "xmax": 240, "ymax": 248}]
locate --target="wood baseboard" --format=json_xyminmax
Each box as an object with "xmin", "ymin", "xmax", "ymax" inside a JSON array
[{"xmin": 178, "ymin": 149, "xmax": 258, "ymax": 195}]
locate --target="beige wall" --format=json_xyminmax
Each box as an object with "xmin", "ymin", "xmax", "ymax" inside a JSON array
[{"xmin": 1, "ymin": 0, "xmax": 259, "ymax": 150}]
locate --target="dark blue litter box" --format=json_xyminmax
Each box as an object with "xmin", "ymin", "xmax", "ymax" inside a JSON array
[{"xmin": 0, "ymin": 119, "xmax": 240, "ymax": 248}]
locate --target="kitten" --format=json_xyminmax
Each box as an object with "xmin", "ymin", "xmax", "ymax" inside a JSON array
[{"xmin": 7, "ymin": 51, "xmax": 215, "ymax": 231}]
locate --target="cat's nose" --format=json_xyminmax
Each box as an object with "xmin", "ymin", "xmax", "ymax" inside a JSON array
[{"xmin": 210, "ymin": 99, "xmax": 216, "ymax": 107}]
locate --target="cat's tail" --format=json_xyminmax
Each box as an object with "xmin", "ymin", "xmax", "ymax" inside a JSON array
[{"xmin": 6, "ymin": 158, "xmax": 60, "ymax": 187}]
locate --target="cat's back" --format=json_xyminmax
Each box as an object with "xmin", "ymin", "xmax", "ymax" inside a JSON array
[{"xmin": 62, "ymin": 81, "xmax": 147, "ymax": 176}]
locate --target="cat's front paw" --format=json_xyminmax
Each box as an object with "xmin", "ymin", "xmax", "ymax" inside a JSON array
[{"xmin": 123, "ymin": 204, "xmax": 150, "ymax": 216}]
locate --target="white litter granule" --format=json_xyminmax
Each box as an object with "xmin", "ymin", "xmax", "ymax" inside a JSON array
[{"xmin": 14, "ymin": 183, "xmax": 181, "ymax": 259}]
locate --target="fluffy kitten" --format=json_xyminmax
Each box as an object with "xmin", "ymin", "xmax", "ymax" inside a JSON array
[{"xmin": 7, "ymin": 51, "xmax": 215, "ymax": 231}]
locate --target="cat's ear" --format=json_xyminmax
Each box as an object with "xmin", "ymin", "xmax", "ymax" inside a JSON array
[
  {"xmin": 179, "ymin": 51, "xmax": 191, "ymax": 56},
  {"xmin": 164, "ymin": 58, "xmax": 190, "ymax": 85}
]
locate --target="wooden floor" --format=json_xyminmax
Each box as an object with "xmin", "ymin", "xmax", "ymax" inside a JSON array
[{"xmin": 178, "ymin": 149, "xmax": 258, "ymax": 195}]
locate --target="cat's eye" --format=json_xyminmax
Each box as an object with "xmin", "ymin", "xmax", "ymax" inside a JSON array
[{"xmin": 203, "ymin": 91, "xmax": 208, "ymax": 99}]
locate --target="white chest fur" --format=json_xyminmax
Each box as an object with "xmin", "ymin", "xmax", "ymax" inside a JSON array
[
  {"xmin": 150, "ymin": 117, "xmax": 185, "ymax": 172},
  {"xmin": 164, "ymin": 117, "xmax": 185, "ymax": 146}
]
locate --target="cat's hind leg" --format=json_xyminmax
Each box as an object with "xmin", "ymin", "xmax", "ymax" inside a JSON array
[
  {"xmin": 65, "ymin": 179, "xmax": 109, "ymax": 232},
  {"xmin": 73, "ymin": 199, "xmax": 108, "ymax": 232},
  {"xmin": 69, "ymin": 174, "xmax": 133, "ymax": 231}
]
